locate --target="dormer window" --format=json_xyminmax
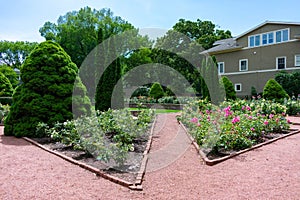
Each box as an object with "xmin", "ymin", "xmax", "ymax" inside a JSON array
[{"xmin": 248, "ymin": 28, "xmax": 289, "ymax": 47}]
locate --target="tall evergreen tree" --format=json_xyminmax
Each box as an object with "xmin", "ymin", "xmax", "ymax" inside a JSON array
[{"xmin": 4, "ymin": 41, "xmax": 91, "ymax": 137}]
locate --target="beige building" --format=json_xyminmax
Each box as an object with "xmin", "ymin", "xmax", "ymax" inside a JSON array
[{"xmin": 206, "ymin": 21, "xmax": 300, "ymax": 97}]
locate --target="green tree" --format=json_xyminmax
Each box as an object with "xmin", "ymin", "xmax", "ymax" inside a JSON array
[
  {"xmin": 220, "ymin": 76, "xmax": 236, "ymax": 100},
  {"xmin": 149, "ymin": 82, "xmax": 165, "ymax": 99},
  {"xmin": 0, "ymin": 65, "xmax": 19, "ymax": 88},
  {"xmin": 152, "ymin": 19, "xmax": 231, "ymax": 96},
  {"xmin": 172, "ymin": 19, "xmax": 232, "ymax": 50},
  {"xmin": 263, "ymin": 79, "xmax": 289, "ymax": 102},
  {"xmin": 0, "ymin": 72, "xmax": 13, "ymax": 103},
  {"xmin": 275, "ymin": 71, "xmax": 300, "ymax": 97},
  {"xmin": 4, "ymin": 41, "xmax": 91, "ymax": 137},
  {"xmin": 251, "ymin": 86, "xmax": 257, "ymax": 97},
  {"xmin": 39, "ymin": 6, "xmax": 134, "ymax": 67},
  {"xmin": 95, "ymin": 37, "xmax": 123, "ymax": 111},
  {"xmin": 0, "ymin": 40, "xmax": 38, "ymax": 69}
]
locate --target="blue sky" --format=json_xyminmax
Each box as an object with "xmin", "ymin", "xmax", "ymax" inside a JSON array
[{"xmin": 1, "ymin": 0, "xmax": 300, "ymax": 42}]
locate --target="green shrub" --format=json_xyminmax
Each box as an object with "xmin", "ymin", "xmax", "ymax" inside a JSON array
[
  {"xmin": 263, "ymin": 79, "xmax": 289, "ymax": 103},
  {"xmin": 4, "ymin": 41, "xmax": 91, "ymax": 137},
  {"xmin": 0, "ymin": 72, "xmax": 13, "ymax": 97},
  {"xmin": 220, "ymin": 76, "xmax": 236, "ymax": 100},
  {"xmin": 0, "ymin": 66, "xmax": 19, "ymax": 88},
  {"xmin": 251, "ymin": 86, "xmax": 257, "ymax": 97},
  {"xmin": 149, "ymin": 82, "xmax": 164, "ymax": 99},
  {"xmin": 131, "ymin": 86, "xmax": 149, "ymax": 97}
]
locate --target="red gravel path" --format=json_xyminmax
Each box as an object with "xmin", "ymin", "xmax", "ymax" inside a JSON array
[{"xmin": 1, "ymin": 114, "xmax": 300, "ymax": 199}]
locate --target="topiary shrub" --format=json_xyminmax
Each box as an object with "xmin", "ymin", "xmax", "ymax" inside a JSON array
[
  {"xmin": 263, "ymin": 79, "xmax": 289, "ymax": 102},
  {"xmin": 220, "ymin": 76, "xmax": 236, "ymax": 100},
  {"xmin": 149, "ymin": 82, "xmax": 165, "ymax": 100},
  {"xmin": 4, "ymin": 41, "xmax": 91, "ymax": 137}
]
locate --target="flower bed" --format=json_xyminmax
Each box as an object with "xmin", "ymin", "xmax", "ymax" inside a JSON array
[
  {"xmin": 32, "ymin": 108, "xmax": 155, "ymax": 186},
  {"xmin": 179, "ymin": 99, "xmax": 292, "ymax": 161}
]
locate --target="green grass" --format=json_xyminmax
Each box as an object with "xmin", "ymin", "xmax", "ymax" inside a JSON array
[{"xmin": 127, "ymin": 107, "xmax": 181, "ymax": 114}]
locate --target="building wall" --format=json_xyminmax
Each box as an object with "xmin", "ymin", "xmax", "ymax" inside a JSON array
[
  {"xmin": 215, "ymin": 40, "xmax": 300, "ymax": 97},
  {"xmin": 236, "ymin": 24, "xmax": 300, "ymax": 47}
]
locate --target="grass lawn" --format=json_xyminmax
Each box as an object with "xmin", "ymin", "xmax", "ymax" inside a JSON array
[{"xmin": 127, "ymin": 107, "xmax": 181, "ymax": 114}]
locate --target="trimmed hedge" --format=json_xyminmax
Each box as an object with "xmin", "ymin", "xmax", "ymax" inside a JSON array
[{"xmin": 263, "ymin": 79, "xmax": 289, "ymax": 103}]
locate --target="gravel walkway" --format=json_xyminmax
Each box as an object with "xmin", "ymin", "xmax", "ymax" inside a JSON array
[{"xmin": 1, "ymin": 114, "xmax": 300, "ymax": 199}]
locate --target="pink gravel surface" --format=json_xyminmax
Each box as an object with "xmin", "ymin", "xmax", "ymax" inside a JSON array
[{"xmin": 1, "ymin": 114, "xmax": 300, "ymax": 199}]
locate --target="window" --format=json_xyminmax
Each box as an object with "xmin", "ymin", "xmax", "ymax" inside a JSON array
[
  {"xmin": 295, "ymin": 55, "xmax": 300, "ymax": 66},
  {"xmin": 282, "ymin": 29, "xmax": 289, "ymax": 41},
  {"xmin": 217, "ymin": 62, "xmax": 225, "ymax": 74},
  {"xmin": 255, "ymin": 35, "xmax": 260, "ymax": 46},
  {"xmin": 248, "ymin": 29, "xmax": 288, "ymax": 47},
  {"xmin": 249, "ymin": 36, "xmax": 255, "ymax": 47},
  {"xmin": 276, "ymin": 31, "xmax": 282, "ymax": 43},
  {"xmin": 276, "ymin": 57, "xmax": 286, "ymax": 69},
  {"xmin": 262, "ymin": 34, "xmax": 268, "ymax": 45},
  {"xmin": 268, "ymin": 32, "xmax": 274, "ymax": 44},
  {"xmin": 276, "ymin": 29, "xmax": 289, "ymax": 43},
  {"xmin": 239, "ymin": 59, "xmax": 248, "ymax": 71},
  {"xmin": 235, "ymin": 84, "xmax": 242, "ymax": 92}
]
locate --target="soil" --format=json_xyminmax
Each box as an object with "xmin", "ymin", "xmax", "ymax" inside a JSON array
[{"xmin": 31, "ymin": 129, "xmax": 151, "ymax": 183}]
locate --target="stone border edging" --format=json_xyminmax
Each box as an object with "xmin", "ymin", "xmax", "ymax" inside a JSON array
[
  {"xmin": 22, "ymin": 116, "xmax": 157, "ymax": 191},
  {"xmin": 23, "ymin": 136, "xmax": 133, "ymax": 187},
  {"xmin": 129, "ymin": 116, "xmax": 157, "ymax": 191},
  {"xmin": 179, "ymin": 121, "xmax": 300, "ymax": 166}
]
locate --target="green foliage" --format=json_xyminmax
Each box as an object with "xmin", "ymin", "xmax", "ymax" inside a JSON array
[
  {"xmin": 0, "ymin": 103, "xmax": 10, "ymax": 123},
  {"xmin": 131, "ymin": 86, "xmax": 150, "ymax": 97},
  {"xmin": 0, "ymin": 40, "xmax": 37, "ymax": 69},
  {"xmin": 0, "ymin": 72, "xmax": 13, "ymax": 98},
  {"xmin": 0, "ymin": 65, "xmax": 19, "ymax": 88},
  {"xmin": 275, "ymin": 71, "xmax": 300, "ymax": 97},
  {"xmin": 172, "ymin": 19, "xmax": 232, "ymax": 50},
  {"xmin": 283, "ymin": 99, "xmax": 300, "ymax": 115},
  {"xmin": 4, "ymin": 41, "xmax": 91, "ymax": 137},
  {"xmin": 149, "ymin": 82, "xmax": 165, "ymax": 99},
  {"xmin": 37, "ymin": 108, "xmax": 155, "ymax": 165},
  {"xmin": 251, "ymin": 86, "xmax": 257, "ymax": 97},
  {"xmin": 263, "ymin": 79, "xmax": 289, "ymax": 102},
  {"xmin": 220, "ymin": 76, "xmax": 236, "ymax": 100},
  {"xmin": 39, "ymin": 6, "xmax": 136, "ymax": 67}
]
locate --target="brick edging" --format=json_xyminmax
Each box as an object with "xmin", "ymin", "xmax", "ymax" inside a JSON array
[
  {"xmin": 130, "ymin": 116, "xmax": 157, "ymax": 191},
  {"xmin": 23, "ymin": 137, "xmax": 133, "ymax": 187},
  {"xmin": 23, "ymin": 116, "xmax": 157, "ymax": 191},
  {"xmin": 179, "ymin": 121, "xmax": 300, "ymax": 166}
]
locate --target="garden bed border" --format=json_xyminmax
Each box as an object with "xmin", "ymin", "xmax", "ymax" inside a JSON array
[
  {"xmin": 23, "ymin": 116, "xmax": 157, "ymax": 191},
  {"xmin": 179, "ymin": 121, "xmax": 300, "ymax": 166}
]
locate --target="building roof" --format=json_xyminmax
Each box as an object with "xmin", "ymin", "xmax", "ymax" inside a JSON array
[
  {"xmin": 235, "ymin": 21, "xmax": 300, "ymax": 39},
  {"xmin": 203, "ymin": 37, "xmax": 241, "ymax": 54}
]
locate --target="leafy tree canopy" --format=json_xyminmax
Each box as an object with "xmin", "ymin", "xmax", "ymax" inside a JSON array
[
  {"xmin": 39, "ymin": 6, "xmax": 137, "ymax": 67},
  {"xmin": 0, "ymin": 72, "xmax": 13, "ymax": 97},
  {"xmin": 0, "ymin": 65, "xmax": 19, "ymax": 88},
  {"xmin": 0, "ymin": 40, "xmax": 38, "ymax": 69},
  {"xmin": 171, "ymin": 19, "xmax": 232, "ymax": 50}
]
